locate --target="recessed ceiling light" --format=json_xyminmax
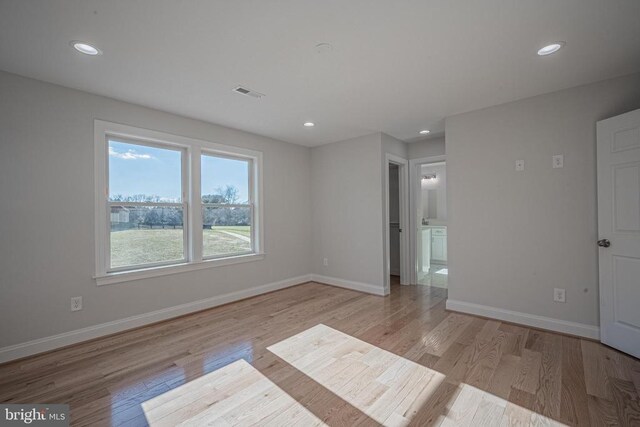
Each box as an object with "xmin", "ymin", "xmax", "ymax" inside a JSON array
[
  {"xmin": 70, "ymin": 41, "xmax": 102, "ymax": 56},
  {"xmin": 537, "ymin": 42, "xmax": 564, "ymax": 56},
  {"xmin": 304, "ymin": 122, "xmax": 315, "ymax": 127},
  {"xmin": 419, "ymin": 130, "xmax": 430, "ymax": 135}
]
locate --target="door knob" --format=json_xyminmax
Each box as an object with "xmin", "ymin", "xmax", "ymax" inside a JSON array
[{"xmin": 598, "ymin": 239, "xmax": 611, "ymax": 248}]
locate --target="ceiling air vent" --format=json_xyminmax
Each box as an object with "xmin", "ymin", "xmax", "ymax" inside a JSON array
[{"xmin": 233, "ymin": 86, "xmax": 265, "ymax": 99}]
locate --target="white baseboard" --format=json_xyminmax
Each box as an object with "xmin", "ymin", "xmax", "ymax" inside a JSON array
[
  {"xmin": 0, "ymin": 274, "xmax": 312, "ymax": 364},
  {"xmin": 310, "ymin": 274, "xmax": 387, "ymax": 296},
  {"xmin": 446, "ymin": 299, "xmax": 600, "ymax": 340}
]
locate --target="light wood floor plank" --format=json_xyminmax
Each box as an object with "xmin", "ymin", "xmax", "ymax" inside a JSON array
[
  {"xmin": 587, "ymin": 395, "xmax": 619, "ymax": 426},
  {"xmin": 513, "ymin": 349, "xmax": 542, "ymax": 394},
  {"xmin": 420, "ymin": 314, "xmax": 473, "ymax": 357},
  {"xmin": 559, "ymin": 336, "xmax": 590, "ymax": 426},
  {"xmin": 609, "ymin": 377, "xmax": 640, "ymax": 426},
  {"xmin": 582, "ymin": 339, "xmax": 613, "ymax": 400},
  {"xmin": 488, "ymin": 354, "xmax": 521, "ymax": 400},
  {"xmin": 533, "ymin": 333, "xmax": 562, "ymax": 419}
]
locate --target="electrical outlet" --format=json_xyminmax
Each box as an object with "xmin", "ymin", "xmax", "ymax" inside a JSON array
[
  {"xmin": 552, "ymin": 155, "xmax": 564, "ymax": 168},
  {"xmin": 515, "ymin": 160, "xmax": 525, "ymax": 172},
  {"xmin": 553, "ymin": 288, "xmax": 566, "ymax": 303},
  {"xmin": 71, "ymin": 296, "xmax": 83, "ymax": 312},
  {"xmin": 323, "ymin": 258, "xmax": 329, "ymax": 267}
]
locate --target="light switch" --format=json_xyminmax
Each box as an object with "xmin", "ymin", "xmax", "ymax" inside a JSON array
[
  {"xmin": 515, "ymin": 160, "xmax": 524, "ymax": 171},
  {"xmin": 552, "ymin": 155, "xmax": 564, "ymax": 168}
]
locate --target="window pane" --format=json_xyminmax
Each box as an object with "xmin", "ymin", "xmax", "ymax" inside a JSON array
[
  {"xmin": 201, "ymin": 155, "xmax": 250, "ymax": 204},
  {"xmin": 110, "ymin": 206, "xmax": 184, "ymax": 269},
  {"xmin": 109, "ymin": 139, "xmax": 182, "ymax": 202},
  {"xmin": 203, "ymin": 206, "xmax": 252, "ymax": 258}
]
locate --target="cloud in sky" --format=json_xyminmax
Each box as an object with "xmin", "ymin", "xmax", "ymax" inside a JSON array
[{"xmin": 109, "ymin": 146, "xmax": 154, "ymax": 160}]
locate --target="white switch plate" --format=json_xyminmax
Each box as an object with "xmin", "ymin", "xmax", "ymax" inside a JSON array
[
  {"xmin": 553, "ymin": 288, "xmax": 566, "ymax": 303},
  {"xmin": 552, "ymin": 155, "xmax": 564, "ymax": 168},
  {"xmin": 71, "ymin": 296, "xmax": 83, "ymax": 311},
  {"xmin": 515, "ymin": 160, "xmax": 525, "ymax": 171}
]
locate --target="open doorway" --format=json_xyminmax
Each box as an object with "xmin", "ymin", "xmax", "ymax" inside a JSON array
[
  {"xmin": 384, "ymin": 154, "xmax": 409, "ymax": 292},
  {"xmin": 409, "ymin": 156, "xmax": 447, "ymax": 288},
  {"xmin": 389, "ymin": 164, "xmax": 401, "ymax": 282}
]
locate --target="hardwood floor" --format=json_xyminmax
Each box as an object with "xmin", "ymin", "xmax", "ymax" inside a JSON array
[
  {"xmin": 417, "ymin": 264, "xmax": 448, "ymax": 288},
  {"xmin": 1, "ymin": 281, "xmax": 639, "ymax": 426}
]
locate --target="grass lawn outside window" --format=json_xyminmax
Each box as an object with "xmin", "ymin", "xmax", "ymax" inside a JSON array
[{"xmin": 110, "ymin": 226, "xmax": 251, "ymax": 268}]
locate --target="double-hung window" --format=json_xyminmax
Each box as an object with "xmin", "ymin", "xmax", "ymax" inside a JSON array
[
  {"xmin": 107, "ymin": 139, "xmax": 187, "ymax": 271},
  {"xmin": 201, "ymin": 154, "xmax": 254, "ymax": 259},
  {"xmin": 95, "ymin": 120, "xmax": 263, "ymax": 285}
]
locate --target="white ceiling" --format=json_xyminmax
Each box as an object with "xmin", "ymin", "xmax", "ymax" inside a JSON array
[{"xmin": 1, "ymin": 1, "xmax": 639, "ymax": 147}]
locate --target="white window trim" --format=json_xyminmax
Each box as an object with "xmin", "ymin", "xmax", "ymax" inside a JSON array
[{"xmin": 94, "ymin": 120, "xmax": 264, "ymax": 286}]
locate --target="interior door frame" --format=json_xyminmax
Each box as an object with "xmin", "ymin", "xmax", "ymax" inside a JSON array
[
  {"xmin": 384, "ymin": 154, "xmax": 410, "ymax": 291},
  {"xmin": 409, "ymin": 155, "xmax": 446, "ymax": 284}
]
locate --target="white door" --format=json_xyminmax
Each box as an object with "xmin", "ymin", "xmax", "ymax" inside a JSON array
[{"xmin": 597, "ymin": 108, "xmax": 640, "ymax": 358}]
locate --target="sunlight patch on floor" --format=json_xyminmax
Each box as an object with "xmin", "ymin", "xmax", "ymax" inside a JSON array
[
  {"xmin": 435, "ymin": 268, "xmax": 448, "ymax": 275},
  {"xmin": 141, "ymin": 359, "xmax": 325, "ymax": 426},
  {"xmin": 268, "ymin": 324, "xmax": 446, "ymax": 426},
  {"xmin": 441, "ymin": 383, "xmax": 567, "ymax": 426},
  {"xmin": 268, "ymin": 324, "xmax": 567, "ymax": 427}
]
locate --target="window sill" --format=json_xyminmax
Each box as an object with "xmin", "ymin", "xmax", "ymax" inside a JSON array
[{"xmin": 95, "ymin": 253, "xmax": 265, "ymax": 286}]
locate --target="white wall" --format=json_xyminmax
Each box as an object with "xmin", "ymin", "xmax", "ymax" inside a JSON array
[
  {"xmin": 0, "ymin": 71, "xmax": 312, "ymax": 349},
  {"xmin": 310, "ymin": 133, "xmax": 385, "ymax": 292},
  {"xmin": 382, "ymin": 133, "xmax": 408, "ymax": 159},
  {"xmin": 408, "ymin": 136, "xmax": 445, "ymax": 159},
  {"xmin": 446, "ymin": 72, "xmax": 640, "ymax": 329}
]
